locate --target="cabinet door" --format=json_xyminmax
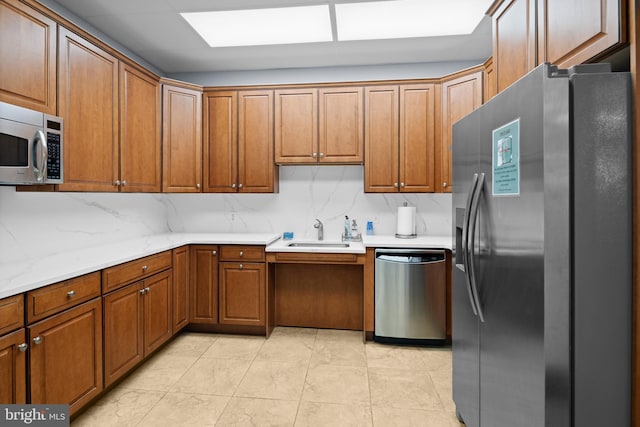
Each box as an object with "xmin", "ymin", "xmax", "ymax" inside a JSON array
[
  {"xmin": 319, "ymin": 87, "xmax": 363, "ymax": 164},
  {"xmin": 537, "ymin": 0, "xmax": 624, "ymax": 68},
  {"xmin": 0, "ymin": 0, "xmax": 56, "ymax": 114},
  {"xmin": 364, "ymin": 86, "xmax": 399, "ymax": 192},
  {"xmin": 399, "ymin": 84, "xmax": 436, "ymax": 192},
  {"xmin": 58, "ymin": 27, "xmax": 119, "ymax": 192},
  {"xmin": 483, "ymin": 57, "xmax": 497, "ymax": 103},
  {"xmin": 190, "ymin": 245, "xmax": 219, "ymax": 324},
  {"xmin": 0, "ymin": 329, "xmax": 27, "ymax": 404},
  {"xmin": 219, "ymin": 263, "xmax": 265, "ymax": 326},
  {"xmin": 162, "ymin": 84, "xmax": 202, "ymax": 193},
  {"xmin": 439, "ymin": 72, "xmax": 483, "ymax": 193},
  {"xmin": 204, "ymin": 91, "xmax": 237, "ymax": 193},
  {"xmin": 492, "ymin": 0, "xmax": 536, "ymax": 93},
  {"xmin": 172, "ymin": 246, "xmax": 190, "ymax": 333},
  {"xmin": 238, "ymin": 90, "xmax": 276, "ymax": 193},
  {"xmin": 29, "ymin": 298, "xmax": 102, "ymax": 415},
  {"xmin": 142, "ymin": 270, "xmax": 173, "ymax": 355},
  {"xmin": 119, "ymin": 62, "xmax": 161, "ymax": 192},
  {"xmin": 275, "ymin": 89, "xmax": 318, "ymax": 163},
  {"xmin": 103, "ymin": 283, "xmax": 143, "ymax": 387}
]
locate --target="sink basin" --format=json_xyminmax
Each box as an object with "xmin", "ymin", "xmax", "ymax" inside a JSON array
[{"xmin": 287, "ymin": 242, "xmax": 350, "ymax": 248}]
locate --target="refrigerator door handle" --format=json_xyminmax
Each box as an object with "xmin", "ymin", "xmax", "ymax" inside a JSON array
[
  {"xmin": 468, "ymin": 172, "xmax": 485, "ymax": 322},
  {"xmin": 462, "ymin": 173, "xmax": 480, "ymax": 316}
]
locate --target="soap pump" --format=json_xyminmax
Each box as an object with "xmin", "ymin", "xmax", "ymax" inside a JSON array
[{"xmin": 343, "ymin": 216, "xmax": 351, "ymax": 240}]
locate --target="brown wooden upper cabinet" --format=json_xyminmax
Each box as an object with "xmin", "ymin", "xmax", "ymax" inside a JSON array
[
  {"xmin": 275, "ymin": 87, "xmax": 363, "ymax": 164},
  {"xmin": 0, "ymin": 0, "xmax": 57, "ymax": 114},
  {"xmin": 204, "ymin": 90, "xmax": 277, "ymax": 193},
  {"xmin": 536, "ymin": 0, "xmax": 625, "ymax": 68},
  {"xmin": 58, "ymin": 28, "xmax": 161, "ymax": 192},
  {"xmin": 365, "ymin": 84, "xmax": 436, "ymax": 193},
  {"xmin": 490, "ymin": 0, "xmax": 626, "ymax": 95},
  {"xmin": 438, "ymin": 70, "xmax": 483, "ymax": 193},
  {"xmin": 162, "ymin": 82, "xmax": 203, "ymax": 193}
]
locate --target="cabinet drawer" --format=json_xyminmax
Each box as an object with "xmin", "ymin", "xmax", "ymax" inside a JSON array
[
  {"xmin": 219, "ymin": 245, "xmax": 265, "ymax": 262},
  {"xmin": 102, "ymin": 251, "xmax": 172, "ymax": 293},
  {"xmin": 27, "ymin": 272, "xmax": 101, "ymax": 323},
  {"xmin": 0, "ymin": 294, "xmax": 24, "ymax": 336}
]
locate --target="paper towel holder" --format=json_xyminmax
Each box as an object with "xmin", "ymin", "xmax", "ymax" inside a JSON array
[{"xmin": 395, "ymin": 202, "xmax": 417, "ymax": 239}]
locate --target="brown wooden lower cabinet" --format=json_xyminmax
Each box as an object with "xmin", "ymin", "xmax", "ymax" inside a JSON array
[
  {"xmin": 0, "ymin": 328, "xmax": 27, "ymax": 404},
  {"xmin": 172, "ymin": 246, "xmax": 190, "ymax": 333},
  {"xmin": 103, "ymin": 270, "xmax": 172, "ymax": 387},
  {"xmin": 28, "ymin": 298, "xmax": 102, "ymax": 415},
  {"xmin": 190, "ymin": 245, "xmax": 219, "ymax": 324},
  {"xmin": 219, "ymin": 262, "xmax": 265, "ymax": 326}
]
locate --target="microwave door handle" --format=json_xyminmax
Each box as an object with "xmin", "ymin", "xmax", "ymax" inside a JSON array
[{"xmin": 33, "ymin": 130, "xmax": 47, "ymax": 182}]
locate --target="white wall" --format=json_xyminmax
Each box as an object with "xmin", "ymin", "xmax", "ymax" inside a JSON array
[{"xmin": 0, "ymin": 166, "xmax": 452, "ymax": 264}]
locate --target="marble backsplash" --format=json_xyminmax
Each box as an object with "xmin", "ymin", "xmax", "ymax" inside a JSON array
[{"xmin": 0, "ymin": 166, "xmax": 452, "ymax": 264}]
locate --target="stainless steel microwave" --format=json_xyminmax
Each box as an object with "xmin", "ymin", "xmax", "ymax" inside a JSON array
[{"xmin": 0, "ymin": 101, "xmax": 63, "ymax": 185}]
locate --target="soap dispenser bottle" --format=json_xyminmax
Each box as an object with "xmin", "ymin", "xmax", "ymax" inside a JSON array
[{"xmin": 344, "ymin": 216, "xmax": 351, "ymax": 240}]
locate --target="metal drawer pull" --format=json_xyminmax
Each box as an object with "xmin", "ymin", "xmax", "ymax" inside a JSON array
[
  {"xmin": 32, "ymin": 336, "xmax": 42, "ymax": 345},
  {"xmin": 142, "ymin": 265, "xmax": 148, "ymax": 272},
  {"xmin": 212, "ymin": 250, "xmax": 217, "ymax": 255},
  {"xmin": 18, "ymin": 343, "xmax": 28, "ymax": 352},
  {"xmin": 239, "ymin": 251, "xmax": 244, "ymax": 257},
  {"xmin": 239, "ymin": 264, "xmax": 243, "ymax": 270},
  {"xmin": 67, "ymin": 290, "xmax": 75, "ymax": 298}
]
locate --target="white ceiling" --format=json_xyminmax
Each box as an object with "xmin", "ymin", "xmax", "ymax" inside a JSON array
[{"xmin": 48, "ymin": 0, "xmax": 494, "ymax": 74}]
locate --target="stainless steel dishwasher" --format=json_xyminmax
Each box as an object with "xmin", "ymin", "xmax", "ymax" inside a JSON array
[{"xmin": 374, "ymin": 248, "xmax": 446, "ymax": 345}]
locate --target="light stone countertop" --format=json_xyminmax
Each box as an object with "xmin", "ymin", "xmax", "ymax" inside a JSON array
[{"xmin": 0, "ymin": 232, "xmax": 453, "ymax": 299}]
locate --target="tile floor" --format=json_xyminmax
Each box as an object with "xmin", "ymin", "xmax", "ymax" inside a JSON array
[{"xmin": 72, "ymin": 327, "xmax": 464, "ymax": 427}]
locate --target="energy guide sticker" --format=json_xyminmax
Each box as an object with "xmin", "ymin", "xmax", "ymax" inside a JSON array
[{"xmin": 492, "ymin": 118, "xmax": 520, "ymax": 196}]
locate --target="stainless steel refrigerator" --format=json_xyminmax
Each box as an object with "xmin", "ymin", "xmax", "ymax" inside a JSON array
[{"xmin": 451, "ymin": 63, "xmax": 631, "ymax": 427}]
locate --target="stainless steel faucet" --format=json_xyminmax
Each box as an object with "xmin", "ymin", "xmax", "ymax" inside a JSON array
[{"xmin": 314, "ymin": 218, "xmax": 324, "ymax": 241}]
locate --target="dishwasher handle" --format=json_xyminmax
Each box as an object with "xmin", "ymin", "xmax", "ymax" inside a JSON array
[{"xmin": 375, "ymin": 250, "xmax": 445, "ymax": 264}]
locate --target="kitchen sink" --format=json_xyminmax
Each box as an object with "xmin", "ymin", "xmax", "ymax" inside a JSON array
[{"xmin": 287, "ymin": 242, "xmax": 350, "ymax": 248}]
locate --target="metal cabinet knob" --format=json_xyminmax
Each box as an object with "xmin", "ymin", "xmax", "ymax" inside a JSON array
[
  {"xmin": 114, "ymin": 180, "xmax": 121, "ymax": 186},
  {"xmin": 212, "ymin": 250, "xmax": 217, "ymax": 256},
  {"xmin": 145, "ymin": 287, "xmax": 150, "ymax": 293},
  {"xmin": 122, "ymin": 180, "xmax": 127, "ymax": 186},
  {"xmin": 18, "ymin": 343, "xmax": 28, "ymax": 352},
  {"xmin": 393, "ymin": 182, "xmax": 398, "ymax": 188},
  {"xmin": 32, "ymin": 336, "xmax": 42, "ymax": 345},
  {"xmin": 319, "ymin": 153, "xmax": 324, "ymax": 158},
  {"xmin": 400, "ymin": 182, "xmax": 405, "ymax": 187},
  {"xmin": 442, "ymin": 182, "xmax": 448, "ymax": 188},
  {"xmin": 238, "ymin": 183, "xmax": 243, "ymax": 189},
  {"xmin": 139, "ymin": 288, "xmax": 146, "ymax": 295},
  {"xmin": 239, "ymin": 264, "xmax": 243, "ymax": 270},
  {"xmin": 67, "ymin": 290, "xmax": 75, "ymax": 298},
  {"xmin": 142, "ymin": 265, "xmax": 148, "ymax": 272},
  {"xmin": 312, "ymin": 152, "xmax": 317, "ymax": 158},
  {"xmin": 239, "ymin": 251, "xmax": 244, "ymax": 257},
  {"xmin": 231, "ymin": 183, "xmax": 236, "ymax": 189},
  {"xmin": 196, "ymin": 183, "xmax": 201, "ymax": 189}
]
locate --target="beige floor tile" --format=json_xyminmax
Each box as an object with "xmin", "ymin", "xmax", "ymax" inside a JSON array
[
  {"xmin": 428, "ymin": 369, "xmax": 455, "ymax": 412},
  {"xmin": 365, "ymin": 343, "xmax": 428, "ymax": 371},
  {"xmin": 310, "ymin": 340, "xmax": 366, "ymax": 368},
  {"xmin": 368, "ymin": 367, "xmax": 443, "ymax": 411},
  {"xmin": 257, "ymin": 336, "xmax": 314, "ymax": 363},
  {"xmin": 201, "ymin": 335, "xmax": 265, "ymax": 360},
  {"xmin": 159, "ymin": 332, "xmax": 217, "ymax": 357},
  {"xmin": 216, "ymin": 397, "xmax": 298, "ymax": 426},
  {"xmin": 71, "ymin": 387, "xmax": 165, "ymax": 427},
  {"xmin": 235, "ymin": 360, "xmax": 308, "ymax": 400},
  {"xmin": 171, "ymin": 357, "xmax": 251, "ymax": 396},
  {"xmin": 295, "ymin": 401, "xmax": 373, "ymax": 427},
  {"xmin": 315, "ymin": 329, "xmax": 363, "ymax": 343},
  {"xmin": 118, "ymin": 353, "xmax": 198, "ymax": 392},
  {"xmin": 420, "ymin": 347, "xmax": 453, "ymax": 373},
  {"xmin": 371, "ymin": 406, "xmax": 464, "ymax": 427},
  {"xmin": 136, "ymin": 392, "xmax": 230, "ymax": 427},
  {"xmin": 270, "ymin": 326, "xmax": 318, "ymax": 340},
  {"xmin": 302, "ymin": 364, "xmax": 370, "ymax": 405}
]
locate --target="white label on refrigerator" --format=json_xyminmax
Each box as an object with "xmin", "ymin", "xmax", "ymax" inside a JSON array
[{"xmin": 492, "ymin": 118, "xmax": 520, "ymax": 196}]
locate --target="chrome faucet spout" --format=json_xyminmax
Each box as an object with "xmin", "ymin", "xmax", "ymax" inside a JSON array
[{"xmin": 314, "ymin": 218, "xmax": 324, "ymax": 241}]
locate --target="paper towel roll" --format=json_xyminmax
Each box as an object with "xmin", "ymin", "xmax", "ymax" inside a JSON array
[{"xmin": 396, "ymin": 206, "xmax": 416, "ymax": 237}]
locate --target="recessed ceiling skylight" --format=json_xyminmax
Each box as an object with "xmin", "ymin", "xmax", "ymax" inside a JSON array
[
  {"xmin": 336, "ymin": 0, "xmax": 487, "ymax": 41},
  {"xmin": 181, "ymin": 5, "xmax": 333, "ymax": 48}
]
